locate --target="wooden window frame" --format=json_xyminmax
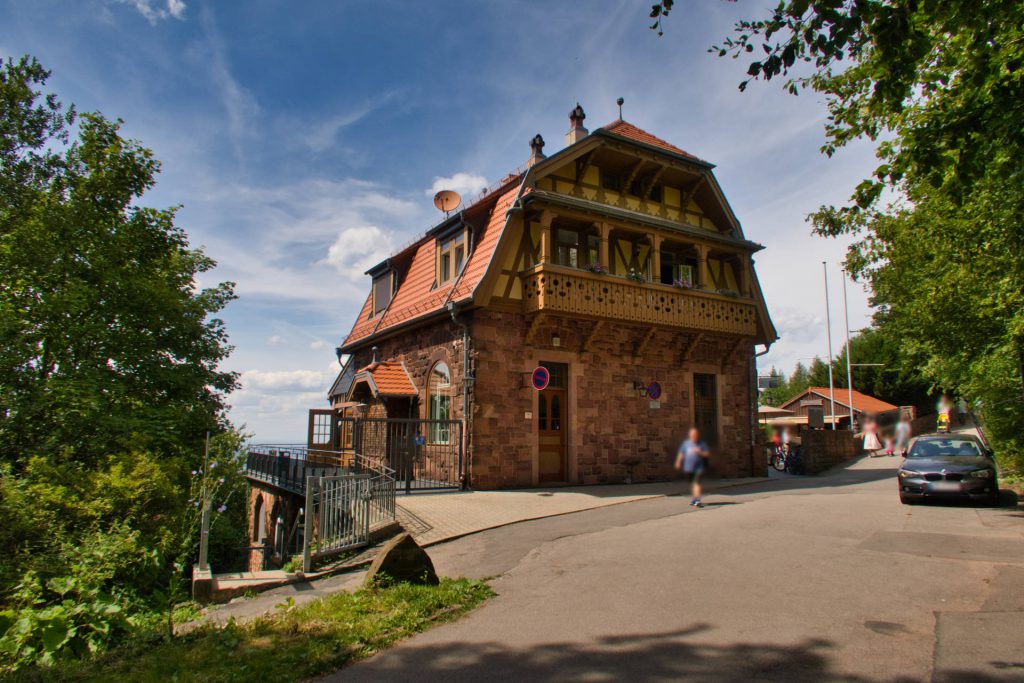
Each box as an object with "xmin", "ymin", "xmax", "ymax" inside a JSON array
[
  {"xmin": 437, "ymin": 231, "xmax": 467, "ymax": 286},
  {"xmin": 372, "ymin": 271, "xmax": 393, "ymax": 317}
]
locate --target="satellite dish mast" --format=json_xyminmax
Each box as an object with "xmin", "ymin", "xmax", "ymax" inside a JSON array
[{"xmin": 433, "ymin": 190, "xmax": 462, "ymax": 218}]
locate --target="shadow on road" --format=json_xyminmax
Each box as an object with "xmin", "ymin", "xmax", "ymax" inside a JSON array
[{"xmin": 334, "ymin": 624, "xmax": 1009, "ymax": 682}]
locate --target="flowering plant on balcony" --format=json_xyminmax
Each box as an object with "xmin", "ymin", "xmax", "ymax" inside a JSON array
[
  {"xmin": 583, "ymin": 262, "xmax": 608, "ymax": 275},
  {"xmin": 625, "ymin": 269, "xmax": 647, "ymax": 283},
  {"xmin": 672, "ymin": 278, "xmax": 693, "ymax": 289}
]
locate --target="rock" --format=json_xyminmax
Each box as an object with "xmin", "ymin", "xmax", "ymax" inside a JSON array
[{"xmin": 363, "ymin": 532, "xmax": 439, "ymax": 587}]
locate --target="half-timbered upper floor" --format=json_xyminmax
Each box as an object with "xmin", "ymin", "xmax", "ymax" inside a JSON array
[{"xmin": 339, "ymin": 106, "xmax": 777, "ymax": 354}]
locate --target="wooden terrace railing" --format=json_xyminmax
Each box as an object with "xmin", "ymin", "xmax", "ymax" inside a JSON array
[{"xmin": 520, "ymin": 263, "xmax": 758, "ymax": 336}]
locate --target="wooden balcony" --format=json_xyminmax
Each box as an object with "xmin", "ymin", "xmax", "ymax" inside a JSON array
[{"xmin": 520, "ymin": 263, "xmax": 758, "ymax": 336}]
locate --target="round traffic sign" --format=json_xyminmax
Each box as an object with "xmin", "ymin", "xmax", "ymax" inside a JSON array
[
  {"xmin": 531, "ymin": 366, "xmax": 550, "ymax": 391},
  {"xmin": 647, "ymin": 381, "xmax": 662, "ymax": 400}
]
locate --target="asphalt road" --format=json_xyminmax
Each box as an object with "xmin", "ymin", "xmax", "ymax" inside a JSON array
[{"xmin": 327, "ymin": 457, "xmax": 1024, "ymax": 682}]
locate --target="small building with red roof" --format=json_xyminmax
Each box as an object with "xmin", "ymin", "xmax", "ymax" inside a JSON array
[
  {"xmin": 308, "ymin": 104, "xmax": 778, "ymax": 489},
  {"xmin": 778, "ymin": 387, "xmax": 900, "ymax": 428}
]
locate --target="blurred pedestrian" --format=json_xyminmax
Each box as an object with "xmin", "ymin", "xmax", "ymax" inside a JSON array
[
  {"xmin": 894, "ymin": 416, "xmax": 912, "ymax": 457},
  {"xmin": 676, "ymin": 427, "xmax": 710, "ymax": 508}
]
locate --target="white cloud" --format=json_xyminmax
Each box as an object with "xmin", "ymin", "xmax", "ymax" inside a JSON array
[
  {"xmin": 241, "ymin": 369, "xmax": 329, "ymax": 392},
  {"xmin": 198, "ymin": 6, "xmax": 258, "ymax": 160},
  {"xmin": 310, "ymin": 340, "xmax": 330, "ymax": 350},
  {"xmin": 324, "ymin": 226, "xmax": 396, "ymax": 282},
  {"xmin": 302, "ymin": 91, "xmax": 402, "ymax": 152},
  {"xmin": 267, "ymin": 335, "xmax": 284, "ymax": 345},
  {"xmin": 117, "ymin": 0, "xmax": 185, "ymax": 24},
  {"xmin": 426, "ymin": 172, "xmax": 488, "ymax": 203}
]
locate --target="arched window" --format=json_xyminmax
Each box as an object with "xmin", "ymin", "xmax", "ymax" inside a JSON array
[
  {"xmin": 253, "ymin": 496, "xmax": 266, "ymax": 542},
  {"xmin": 428, "ymin": 362, "xmax": 452, "ymax": 444}
]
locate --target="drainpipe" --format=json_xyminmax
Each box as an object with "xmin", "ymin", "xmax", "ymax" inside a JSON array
[
  {"xmin": 448, "ymin": 301, "xmax": 472, "ymax": 489},
  {"xmin": 752, "ymin": 343, "xmax": 773, "ymax": 474}
]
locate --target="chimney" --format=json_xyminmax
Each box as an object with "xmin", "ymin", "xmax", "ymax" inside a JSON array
[
  {"xmin": 528, "ymin": 134, "xmax": 546, "ymax": 166},
  {"xmin": 566, "ymin": 103, "xmax": 588, "ymax": 145},
  {"xmin": 370, "ymin": 346, "xmax": 380, "ymax": 365}
]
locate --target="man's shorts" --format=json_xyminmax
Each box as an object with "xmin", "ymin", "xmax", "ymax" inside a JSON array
[{"xmin": 685, "ymin": 469, "xmax": 703, "ymax": 483}]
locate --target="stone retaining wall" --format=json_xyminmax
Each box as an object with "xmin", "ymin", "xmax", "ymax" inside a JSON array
[{"xmin": 800, "ymin": 429, "xmax": 860, "ymax": 474}]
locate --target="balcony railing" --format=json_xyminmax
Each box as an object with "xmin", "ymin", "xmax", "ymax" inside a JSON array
[
  {"xmin": 245, "ymin": 445, "xmax": 352, "ymax": 495},
  {"xmin": 521, "ymin": 263, "xmax": 758, "ymax": 336}
]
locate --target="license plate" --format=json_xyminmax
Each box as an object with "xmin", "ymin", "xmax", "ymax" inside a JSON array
[{"xmin": 930, "ymin": 481, "xmax": 962, "ymax": 492}]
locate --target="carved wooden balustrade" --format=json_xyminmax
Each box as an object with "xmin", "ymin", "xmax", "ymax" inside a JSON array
[{"xmin": 520, "ymin": 263, "xmax": 758, "ymax": 336}]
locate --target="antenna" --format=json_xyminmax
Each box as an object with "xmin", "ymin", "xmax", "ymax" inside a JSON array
[
  {"xmin": 616, "ymin": 97, "xmax": 624, "ymax": 120},
  {"xmin": 433, "ymin": 190, "xmax": 462, "ymax": 218}
]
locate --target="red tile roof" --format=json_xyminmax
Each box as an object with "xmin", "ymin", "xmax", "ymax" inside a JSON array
[
  {"xmin": 601, "ymin": 120, "xmax": 705, "ymax": 162},
  {"xmin": 342, "ymin": 180, "xmax": 521, "ymax": 348},
  {"xmin": 341, "ymin": 121, "xmax": 706, "ymax": 351},
  {"xmin": 787, "ymin": 387, "xmax": 899, "ymax": 415},
  {"xmin": 354, "ymin": 361, "xmax": 417, "ymax": 397}
]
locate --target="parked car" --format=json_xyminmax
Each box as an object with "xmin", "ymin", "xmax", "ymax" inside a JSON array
[{"xmin": 897, "ymin": 434, "xmax": 999, "ymax": 505}]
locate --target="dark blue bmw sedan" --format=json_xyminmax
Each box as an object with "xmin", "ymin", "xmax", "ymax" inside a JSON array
[{"xmin": 897, "ymin": 434, "xmax": 999, "ymax": 505}]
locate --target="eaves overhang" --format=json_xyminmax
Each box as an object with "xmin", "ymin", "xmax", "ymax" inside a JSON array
[{"xmin": 522, "ymin": 191, "xmax": 764, "ymax": 252}]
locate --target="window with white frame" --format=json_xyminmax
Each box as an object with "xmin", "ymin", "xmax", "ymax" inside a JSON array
[{"xmin": 427, "ymin": 362, "xmax": 452, "ymax": 444}]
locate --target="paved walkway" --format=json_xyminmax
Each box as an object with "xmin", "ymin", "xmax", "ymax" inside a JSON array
[
  {"xmin": 329, "ymin": 455, "xmax": 1024, "ymax": 682},
  {"xmin": 397, "ymin": 476, "xmax": 769, "ymax": 546}
]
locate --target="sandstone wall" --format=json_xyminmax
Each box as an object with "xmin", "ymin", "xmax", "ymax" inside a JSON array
[{"xmin": 470, "ymin": 310, "xmax": 757, "ymax": 489}]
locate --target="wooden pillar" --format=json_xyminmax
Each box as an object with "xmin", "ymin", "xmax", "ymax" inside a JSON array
[
  {"xmin": 649, "ymin": 234, "xmax": 663, "ymax": 283},
  {"xmin": 539, "ymin": 210, "xmax": 554, "ymax": 264},
  {"xmin": 596, "ymin": 221, "xmax": 612, "ymax": 271},
  {"xmin": 736, "ymin": 255, "xmax": 750, "ymax": 296},
  {"xmin": 697, "ymin": 244, "xmax": 710, "ymax": 290}
]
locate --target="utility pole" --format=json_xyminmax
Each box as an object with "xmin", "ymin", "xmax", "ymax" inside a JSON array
[
  {"xmin": 823, "ymin": 262, "xmax": 837, "ymax": 429},
  {"xmin": 842, "ymin": 270, "xmax": 856, "ymax": 431}
]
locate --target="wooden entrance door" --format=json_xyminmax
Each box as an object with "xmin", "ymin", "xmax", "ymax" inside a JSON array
[
  {"xmin": 693, "ymin": 373, "xmax": 719, "ymax": 447},
  {"xmin": 537, "ymin": 361, "xmax": 568, "ymax": 482}
]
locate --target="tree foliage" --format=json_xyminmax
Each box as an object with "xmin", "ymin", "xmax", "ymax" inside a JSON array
[
  {"xmin": 0, "ymin": 56, "xmax": 245, "ymax": 671},
  {"xmin": 0, "ymin": 56, "xmax": 238, "ymax": 465},
  {"xmin": 650, "ymin": 1, "xmax": 1024, "ymax": 470}
]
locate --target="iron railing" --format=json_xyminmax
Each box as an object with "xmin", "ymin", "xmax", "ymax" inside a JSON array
[
  {"xmin": 344, "ymin": 417, "xmax": 463, "ymax": 492},
  {"xmin": 245, "ymin": 445, "xmax": 347, "ymax": 494}
]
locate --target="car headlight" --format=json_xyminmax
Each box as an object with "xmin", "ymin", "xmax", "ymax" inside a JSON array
[
  {"xmin": 969, "ymin": 469, "xmax": 994, "ymax": 479},
  {"xmin": 898, "ymin": 470, "xmax": 922, "ymax": 479}
]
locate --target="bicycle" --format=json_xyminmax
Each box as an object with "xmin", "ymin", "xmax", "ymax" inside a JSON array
[{"xmin": 769, "ymin": 444, "xmax": 804, "ymax": 474}]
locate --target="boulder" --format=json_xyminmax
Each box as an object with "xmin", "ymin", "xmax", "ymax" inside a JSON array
[{"xmin": 363, "ymin": 532, "xmax": 439, "ymax": 587}]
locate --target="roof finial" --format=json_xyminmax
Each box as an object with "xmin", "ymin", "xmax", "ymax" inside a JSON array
[{"xmin": 616, "ymin": 97, "xmax": 624, "ymax": 120}]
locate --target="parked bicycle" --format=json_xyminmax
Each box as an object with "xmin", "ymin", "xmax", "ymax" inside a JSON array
[{"xmin": 769, "ymin": 444, "xmax": 804, "ymax": 474}]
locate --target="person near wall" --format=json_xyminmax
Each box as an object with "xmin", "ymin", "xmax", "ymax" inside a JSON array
[
  {"xmin": 957, "ymin": 398, "xmax": 969, "ymax": 426},
  {"xmin": 859, "ymin": 415, "xmax": 882, "ymax": 455},
  {"xmin": 894, "ymin": 416, "xmax": 912, "ymax": 457},
  {"xmin": 676, "ymin": 427, "xmax": 711, "ymax": 508}
]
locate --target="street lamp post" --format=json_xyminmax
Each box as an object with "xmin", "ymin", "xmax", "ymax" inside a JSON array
[
  {"xmin": 823, "ymin": 262, "xmax": 837, "ymax": 430},
  {"xmin": 842, "ymin": 270, "xmax": 855, "ymax": 430}
]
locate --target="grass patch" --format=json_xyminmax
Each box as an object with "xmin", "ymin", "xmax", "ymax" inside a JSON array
[{"xmin": 17, "ymin": 578, "xmax": 493, "ymax": 683}]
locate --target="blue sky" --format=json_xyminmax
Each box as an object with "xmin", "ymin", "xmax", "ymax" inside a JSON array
[{"xmin": 2, "ymin": 0, "xmax": 877, "ymax": 441}]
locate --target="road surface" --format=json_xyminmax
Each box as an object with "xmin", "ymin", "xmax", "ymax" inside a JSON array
[{"xmin": 327, "ymin": 456, "xmax": 1024, "ymax": 681}]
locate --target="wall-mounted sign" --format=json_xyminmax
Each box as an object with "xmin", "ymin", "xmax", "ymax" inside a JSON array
[
  {"xmin": 801, "ymin": 399, "xmax": 823, "ymax": 407},
  {"xmin": 414, "ymin": 435, "xmax": 427, "ymax": 447},
  {"xmin": 649, "ymin": 400, "xmax": 661, "ymax": 410},
  {"xmin": 531, "ymin": 366, "xmax": 550, "ymax": 391},
  {"xmin": 647, "ymin": 381, "xmax": 662, "ymax": 401}
]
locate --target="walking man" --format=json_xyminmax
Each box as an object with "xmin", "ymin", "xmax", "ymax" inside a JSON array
[{"xmin": 676, "ymin": 427, "xmax": 710, "ymax": 508}]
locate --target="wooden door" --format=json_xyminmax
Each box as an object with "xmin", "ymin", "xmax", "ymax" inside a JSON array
[
  {"xmin": 693, "ymin": 373, "xmax": 719, "ymax": 447},
  {"xmin": 537, "ymin": 362, "xmax": 568, "ymax": 482}
]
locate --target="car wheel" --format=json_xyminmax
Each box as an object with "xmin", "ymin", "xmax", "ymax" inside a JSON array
[{"xmin": 899, "ymin": 494, "xmax": 913, "ymax": 505}]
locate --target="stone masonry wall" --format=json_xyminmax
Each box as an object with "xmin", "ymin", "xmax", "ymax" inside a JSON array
[
  {"xmin": 470, "ymin": 309, "xmax": 757, "ymax": 489},
  {"xmin": 800, "ymin": 429, "xmax": 860, "ymax": 473},
  {"xmin": 345, "ymin": 317, "xmax": 468, "ymax": 421}
]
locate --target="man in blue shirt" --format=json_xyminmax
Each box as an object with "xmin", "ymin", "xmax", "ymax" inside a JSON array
[{"xmin": 675, "ymin": 427, "xmax": 710, "ymax": 508}]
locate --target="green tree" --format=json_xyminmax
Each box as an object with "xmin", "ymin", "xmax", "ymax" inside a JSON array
[
  {"xmin": 758, "ymin": 366, "xmax": 789, "ymax": 406},
  {"xmin": 0, "ymin": 56, "xmax": 238, "ymax": 465},
  {"xmin": 830, "ymin": 326, "xmax": 932, "ymax": 409},
  {"xmin": 788, "ymin": 361, "xmax": 811, "ymax": 397},
  {"xmin": 649, "ymin": 1, "xmax": 1024, "ymax": 469},
  {"xmin": 807, "ymin": 357, "xmax": 831, "ymax": 389},
  {"xmin": 0, "ymin": 57, "xmax": 244, "ymax": 667}
]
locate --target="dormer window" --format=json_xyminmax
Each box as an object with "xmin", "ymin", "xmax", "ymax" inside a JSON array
[
  {"xmin": 438, "ymin": 232, "xmax": 466, "ymax": 285},
  {"xmin": 372, "ymin": 271, "xmax": 393, "ymax": 316}
]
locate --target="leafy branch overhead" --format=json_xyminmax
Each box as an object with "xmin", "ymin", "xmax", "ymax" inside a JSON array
[{"xmin": 655, "ymin": 2, "xmax": 1024, "ymax": 471}]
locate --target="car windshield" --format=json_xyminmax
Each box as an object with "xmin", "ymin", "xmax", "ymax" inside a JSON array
[{"xmin": 907, "ymin": 438, "xmax": 981, "ymax": 458}]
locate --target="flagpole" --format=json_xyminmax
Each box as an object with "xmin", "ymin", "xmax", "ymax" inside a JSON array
[
  {"xmin": 842, "ymin": 270, "xmax": 856, "ymax": 430},
  {"xmin": 823, "ymin": 262, "xmax": 837, "ymax": 430}
]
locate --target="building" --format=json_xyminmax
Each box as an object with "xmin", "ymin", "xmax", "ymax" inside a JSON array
[
  {"xmin": 247, "ymin": 104, "xmax": 780, "ymax": 565},
  {"xmin": 311, "ymin": 104, "xmax": 778, "ymax": 490},
  {"xmin": 776, "ymin": 387, "xmax": 899, "ymax": 429}
]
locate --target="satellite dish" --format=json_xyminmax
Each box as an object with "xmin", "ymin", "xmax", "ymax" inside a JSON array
[{"xmin": 433, "ymin": 190, "xmax": 462, "ymax": 217}]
